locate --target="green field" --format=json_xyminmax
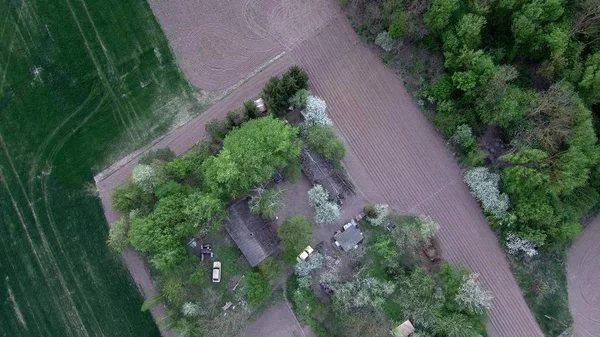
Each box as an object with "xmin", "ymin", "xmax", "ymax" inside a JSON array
[{"xmin": 0, "ymin": 0, "xmax": 204, "ymax": 336}]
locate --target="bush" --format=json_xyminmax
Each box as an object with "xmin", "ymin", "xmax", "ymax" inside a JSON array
[
  {"xmin": 107, "ymin": 218, "xmax": 129, "ymax": 252},
  {"xmin": 463, "ymin": 167, "xmax": 510, "ymax": 218},
  {"xmin": 506, "ymin": 232, "xmax": 538, "ymax": 257},
  {"xmin": 333, "ymin": 277, "xmax": 395, "ymax": 312},
  {"xmin": 282, "ymin": 160, "xmax": 303, "ymax": 183},
  {"xmin": 139, "ymin": 148, "xmax": 176, "ymax": 165},
  {"xmin": 305, "ymin": 125, "xmax": 346, "ymax": 164},
  {"xmin": 154, "ymin": 181, "xmax": 187, "ymax": 199},
  {"xmin": 278, "ymin": 215, "xmax": 313, "ymax": 264},
  {"xmin": 365, "ymin": 204, "xmax": 390, "ymax": 226},
  {"xmin": 304, "ymin": 95, "xmax": 332, "ymax": 126},
  {"xmin": 226, "ymin": 109, "xmax": 248, "ymax": 127},
  {"xmin": 205, "ymin": 118, "xmax": 231, "ymax": 143},
  {"xmin": 262, "ymin": 66, "xmax": 309, "ymax": 115},
  {"xmin": 244, "ymin": 271, "xmax": 272, "ymax": 307},
  {"xmin": 375, "ymin": 31, "xmax": 397, "ymax": 52}
]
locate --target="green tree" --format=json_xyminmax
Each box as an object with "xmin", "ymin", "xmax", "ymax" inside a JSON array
[
  {"xmin": 455, "ymin": 14, "xmax": 487, "ymax": 49},
  {"xmin": 203, "ymin": 116, "xmax": 301, "ymax": 199},
  {"xmin": 205, "ymin": 118, "xmax": 231, "ymax": 143},
  {"xmin": 110, "ymin": 183, "xmax": 152, "ymax": 214},
  {"xmin": 182, "ymin": 192, "xmax": 226, "ymax": 233},
  {"xmin": 244, "ymin": 271, "xmax": 272, "ymax": 306},
  {"xmin": 424, "ymin": 0, "xmax": 460, "ymax": 32},
  {"xmin": 278, "ymin": 215, "xmax": 313, "ymax": 264},
  {"xmin": 244, "ymin": 100, "xmax": 262, "ymax": 119},
  {"xmin": 305, "ymin": 125, "xmax": 346, "ymax": 164},
  {"xmin": 579, "ymin": 52, "xmax": 600, "ymax": 105}
]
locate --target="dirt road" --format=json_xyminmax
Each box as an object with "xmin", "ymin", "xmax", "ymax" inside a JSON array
[
  {"xmin": 568, "ymin": 217, "xmax": 600, "ymax": 336},
  {"xmin": 95, "ymin": 0, "xmax": 544, "ymax": 335}
]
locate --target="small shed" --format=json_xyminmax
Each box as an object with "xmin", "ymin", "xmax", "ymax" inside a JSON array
[
  {"xmin": 254, "ymin": 98, "xmax": 267, "ymax": 113},
  {"xmin": 225, "ymin": 200, "xmax": 278, "ymax": 267},
  {"xmin": 334, "ymin": 221, "xmax": 364, "ymax": 251},
  {"xmin": 393, "ymin": 320, "xmax": 415, "ymax": 337}
]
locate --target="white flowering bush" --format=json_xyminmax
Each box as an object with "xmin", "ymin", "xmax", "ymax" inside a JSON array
[
  {"xmin": 181, "ymin": 302, "xmax": 202, "ymax": 317},
  {"xmin": 375, "ymin": 31, "xmax": 396, "ymax": 52},
  {"xmin": 452, "ymin": 124, "xmax": 474, "ymax": 146},
  {"xmin": 506, "ymin": 232, "xmax": 538, "ymax": 257},
  {"xmin": 418, "ymin": 216, "xmax": 440, "ymax": 241},
  {"xmin": 304, "ymin": 95, "xmax": 332, "ymax": 126},
  {"xmin": 455, "ymin": 273, "xmax": 493, "ymax": 314},
  {"xmin": 463, "ymin": 167, "xmax": 510, "ymax": 218},
  {"xmin": 131, "ymin": 164, "xmax": 159, "ymax": 193}
]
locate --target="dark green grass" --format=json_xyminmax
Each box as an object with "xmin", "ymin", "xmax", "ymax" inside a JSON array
[{"xmin": 0, "ymin": 0, "xmax": 204, "ymax": 336}]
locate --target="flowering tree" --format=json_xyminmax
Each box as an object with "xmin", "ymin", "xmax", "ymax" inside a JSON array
[
  {"xmin": 131, "ymin": 164, "xmax": 161, "ymax": 193},
  {"xmin": 295, "ymin": 252, "xmax": 323, "ymax": 289},
  {"xmin": 463, "ymin": 167, "xmax": 510, "ymax": 218},
  {"xmin": 455, "ymin": 273, "xmax": 493, "ymax": 314},
  {"xmin": 304, "ymin": 95, "xmax": 332, "ymax": 126},
  {"xmin": 107, "ymin": 218, "xmax": 129, "ymax": 252},
  {"xmin": 506, "ymin": 232, "xmax": 538, "ymax": 257},
  {"xmin": 307, "ymin": 185, "xmax": 340, "ymax": 225},
  {"xmin": 333, "ymin": 277, "xmax": 395, "ymax": 312}
]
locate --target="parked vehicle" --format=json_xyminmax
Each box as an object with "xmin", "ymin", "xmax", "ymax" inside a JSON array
[
  {"xmin": 296, "ymin": 246, "xmax": 314, "ymax": 262},
  {"xmin": 212, "ymin": 261, "xmax": 221, "ymax": 283}
]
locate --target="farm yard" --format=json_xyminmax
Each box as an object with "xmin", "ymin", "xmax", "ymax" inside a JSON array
[{"xmin": 0, "ymin": 0, "xmax": 204, "ymax": 336}]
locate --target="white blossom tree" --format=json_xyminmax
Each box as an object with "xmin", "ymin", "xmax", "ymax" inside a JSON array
[
  {"xmin": 304, "ymin": 95, "xmax": 332, "ymax": 126},
  {"xmin": 308, "ymin": 184, "xmax": 329, "ymax": 208},
  {"xmin": 463, "ymin": 167, "xmax": 510, "ymax": 218},
  {"xmin": 506, "ymin": 232, "xmax": 538, "ymax": 257},
  {"xmin": 295, "ymin": 252, "xmax": 323, "ymax": 277},
  {"xmin": 455, "ymin": 273, "xmax": 493, "ymax": 314},
  {"xmin": 131, "ymin": 164, "xmax": 160, "ymax": 193},
  {"xmin": 333, "ymin": 277, "xmax": 395, "ymax": 312},
  {"xmin": 315, "ymin": 201, "xmax": 340, "ymax": 225},
  {"xmin": 366, "ymin": 204, "xmax": 390, "ymax": 226}
]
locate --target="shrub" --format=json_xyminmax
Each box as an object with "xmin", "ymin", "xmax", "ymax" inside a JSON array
[
  {"xmin": 278, "ymin": 215, "xmax": 313, "ymax": 264},
  {"xmin": 463, "ymin": 167, "xmax": 510, "ymax": 218},
  {"xmin": 455, "ymin": 273, "xmax": 493, "ymax": 314},
  {"xmin": 282, "ymin": 160, "xmax": 302, "ymax": 183},
  {"xmin": 154, "ymin": 181, "xmax": 186, "ymax": 199},
  {"xmin": 248, "ymin": 187, "xmax": 285, "ymax": 218},
  {"xmin": 226, "ymin": 109, "xmax": 248, "ymax": 127},
  {"xmin": 375, "ymin": 31, "xmax": 397, "ymax": 52},
  {"xmin": 388, "ymin": 12, "xmax": 407, "ymax": 40},
  {"xmin": 294, "ymin": 251, "xmax": 323, "ymax": 277},
  {"xmin": 304, "ymin": 95, "xmax": 332, "ymax": 126},
  {"xmin": 107, "ymin": 218, "xmax": 129, "ymax": 252},
  {"xmin": 244, "ymin": 100, "xmax": 262, "ymax": 119},
  {"xmin": 244, "ymin": 271, "xmax": 272, "ymax": 307},
  {"xmin": 138, "ymin": 148, "xmax": 176, "ymax": 165},
  {"xmin": 452, "ymin": 124, "xmax": 476, "ymax": 152},
  {"xmin": 305, "ymin": 125, "xmax": 346, "ymax": 164},
  {"xmin": 205, "ymin": 118, "xmax": 231, "ymax": 143},
  {"xmin": 181, "ymin": 302, "xmax": 202, "ymax": 317},
  {"xmin": 289, "ymin": 89, "xmax": 310, "ymax": 110}
]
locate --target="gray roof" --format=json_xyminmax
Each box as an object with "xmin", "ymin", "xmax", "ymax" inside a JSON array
[
  {"xmin": 334, "ymin": 225, "xmax": 364, "ymax": 251},
  {"xmin": 225, "ymin": 200, "xmax": 278, "ymax": 267}
]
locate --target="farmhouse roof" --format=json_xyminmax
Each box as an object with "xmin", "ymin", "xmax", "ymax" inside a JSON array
[
  {"xmin": 300, "ymin": 148, "xmax": 345, "ymax": 202},
  {"xmin": 334, "ymin": 223, "xmax": 364, "ymax": 251},
  {"xmin": 225, "ymin": 200, "xmax": 278, "ymax": 267}
]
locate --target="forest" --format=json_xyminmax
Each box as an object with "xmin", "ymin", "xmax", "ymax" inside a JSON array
[{"xmin": 342, "ymin": 0, "xmax": 599, "ymax": 335}]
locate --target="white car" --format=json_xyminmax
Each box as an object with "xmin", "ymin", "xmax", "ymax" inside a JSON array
[
  {"xmin": 212, "ymin": 261, "xmax": 221, "ymax": 283},
  {"xmin": 296, "ymin": 246, "xmax": 314, "ymax": 263}
]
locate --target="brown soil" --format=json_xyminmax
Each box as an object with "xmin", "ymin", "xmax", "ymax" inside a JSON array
[
  {"xmin": 95, "ymin": 1, "xmax": 544, "ymax": 336},
  {"xmin": 568, "ymin": 217, "xmax": 600, "ymax": 337}
]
